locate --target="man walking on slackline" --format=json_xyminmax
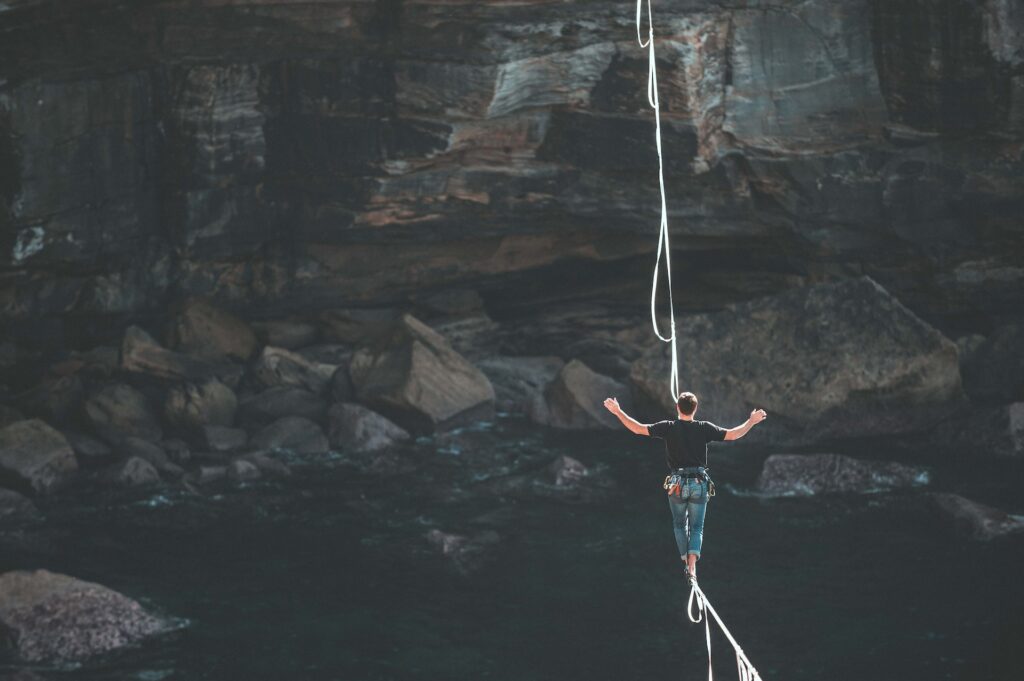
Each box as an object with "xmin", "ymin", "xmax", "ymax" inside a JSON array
[{"xmin": 603, "ymin": 393, "xmax": 767, "ymax": 582}]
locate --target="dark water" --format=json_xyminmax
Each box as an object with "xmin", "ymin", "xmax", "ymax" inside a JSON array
[{"xmin": 1, "ymin": 418, "xmax": 1021, "ymax": 681}]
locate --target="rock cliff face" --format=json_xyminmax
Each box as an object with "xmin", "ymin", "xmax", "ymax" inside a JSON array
[{"xmin": 0, "ymin": 0, "xmax": 1021, "ymax": 349}]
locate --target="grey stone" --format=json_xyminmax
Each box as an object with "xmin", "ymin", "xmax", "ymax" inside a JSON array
[
  {"xmin": 166, "ymin": 297, "xmax": 259, "ymax": 362},
  {"xmin": 62, "ymin": 430, "xmax": 114, "ymax": 466},
  {"xmin": 200, "ymin": 426, "xmax": 248, "ymax": 453},
  {"xmin": 477, "ymin": 356, "xmax": 565, "ymax": 416},
  {"xmin": 238, "ymin": 451, "xmax": 292, "ymax": 478},
  {"xmin": 83, "ymin": 383, "xmax": 162, "ymax": 444},
  {"xmin": 193, "ymin": 465, "xmax": 228, "ymax": 485},
  {"xmin": 349, "ymin": 314, "xmax": 495, "ymax": 434},
  {"xmin": 632, "ymin": 277, "xmax": 964, "ymax": 446},
  {"xmin": 0, "ymin": 569, "xmax": 170, "ymax": 663},
  {"xmin": 121, "ymin": 326, "xmax": 241, "ymax": 385},
  {"xmin": 227, "ymin": 458, "xmax": 261, "ymax": 483},
  {"xmin": 118, "ymin": 437, "xmax": 182, "ymax": 478},
  {"xmin": 254, "ymin": 346, "xmax": 339, "ymax": 395},
  {"xmin": 961, "ymin": 324, "xmax": 1024, "ymax": 404},
  {"xmin": 251, "ymin": 416, "xmax": 329, "ymax": 454},
  {"xmin": 251, "ymin": 320, "xmax": 320, "ymax": 350},
  {"xmin": 534, "ymin": 359, "xmax": 627, "ymax": 430},
  {"xmin": 0, "ymin": 488, "xmax": 41, "ymax": 525},
  {"xmin": 756, "ymin": 454, "xmax": 930, "ymax": 497},
  {"xmin": 930, "ymin": 494, "xmax": 1024, "ymax": 541},
  {"xmin": 164, "ymin": 378, "xmax": 238, "ymax": 431},
  {"xmin": 327, "ymin": 403, "xmax": 410, "ymax": 454},
  {"xmin": 107, "ymin": 456, "xmax": 161, "ymax": 487},
  {"xmin": 0, "ymin": 419, "xmax": 79, "ymax": 495},
  {"xmin": 237, "ymin": 386, "xmax": 327, "ymax": 424}
]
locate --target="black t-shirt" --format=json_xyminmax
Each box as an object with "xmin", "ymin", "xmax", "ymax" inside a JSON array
[{"xmin": 648, "ymin": 419, "xmax": 728, "ymax": 470}]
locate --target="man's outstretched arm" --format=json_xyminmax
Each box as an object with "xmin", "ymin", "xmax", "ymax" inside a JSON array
[
  {"xmin": 723, "ymin": 408, "xmax": 768, "ymax": 441},
  {"xmin": 602, "ymin": 397, "xmax": 650, "ymax": 436}
]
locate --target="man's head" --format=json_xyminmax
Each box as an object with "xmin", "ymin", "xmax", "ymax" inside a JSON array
[{"xmin": 676, "ymin": 392, "xmax": 698, "ymax": 418}]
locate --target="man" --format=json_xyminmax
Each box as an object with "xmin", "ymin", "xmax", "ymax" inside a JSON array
[{"xmin": 603, "ymin": 392, "xmax": 767, "ymax": 582}]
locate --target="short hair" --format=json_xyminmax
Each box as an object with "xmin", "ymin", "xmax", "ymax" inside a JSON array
[{"xmin": 676, "ymin": 392, "xmax": 698, "ymax": 416}]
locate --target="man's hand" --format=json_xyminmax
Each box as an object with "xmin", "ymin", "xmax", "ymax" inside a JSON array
[
  {"xmin": 749, "ymin": 408, "xmax": 767, "ymax": 425},
  {"xmin": 603, "ymin": 397, "xmax": 622, "ymax": 415}
]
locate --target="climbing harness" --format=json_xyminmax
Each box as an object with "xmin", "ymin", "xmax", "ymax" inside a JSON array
[
  {"xmin": 636, "ymin": 3, "xmax": 762, "ymax": 680},
  {"xmin": 636, "ymin": 0, "xmax": 680, "ymax": 402},
  {"xmin": 663, "ymin": 468, "xmax": 716, "ymax": 497}
]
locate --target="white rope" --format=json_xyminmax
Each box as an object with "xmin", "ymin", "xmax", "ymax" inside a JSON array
[
  {"xmin": 636, "ymin": 0, "xmax": 680, "ymax": 401},
  {"xmin": 687, "ymin": 580, "xmax": 763, "ymax": 681},
  {"xmin": 636, "ymin": 4, "xmax": 763, "ymax": 679}
]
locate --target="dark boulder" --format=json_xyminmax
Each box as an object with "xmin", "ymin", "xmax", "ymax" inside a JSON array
[
  {"xmin": 200, "ymin": 426, "xmax": 248, "ymax": 453},
  {"xmin": 237, "ymin": 386, "xmax": 327, "ymax": 424},
  {"xmin": 756, "ymin": 453, "xmax": 930, "ymax": 496},
  {"xmin": 533, "ymin": 359, "xmax": 628, "ymax": 430},
  {"xmin": 929, "ymin": 494, "xmax": 1024, "ymax": 541},
  {"xmin": 163, "ymin": 378, "xmax": 238, "ymax": 431},
  {"xmin": 251, "ymin": 319, "xmax": 320, "ymax": 350},
  {"xmin": 253, "ymin": 346, "xmax": 339, "ymax": 395},
  {"xmin": 0, "ymin": 419, "xmax": 79, "ymax": 495},
  {"xmin": 250, "ymin": 416, "xmax": 329, "ymax": 454},
  {"xmin": 0, "ymin": 569, "xmax": 171, "ymax": 663},
  {"xmin": 327, "ymin": 403, "xmax": 410, "ymax": 454},
  {"xmin": 83, "ymin": 383, "xmax": 162, "ymax": 444},
  {"xmin": 105, "ymin": 456, "xmax": 161, "ymax": 487},
  {"xmin": 166, "ymin": 297, "xmax": 259, "ymax": 362},
  {"xmin": 0, "ymin": 489, "xmax": 41, "ymax": 525},
  {"xmin": 62, "ymin": 430, "xmax": 114, "ymax": 467},
  {"xmin": 349, "ymin": 314, "xmax": 495, "ymax": 433},
  {"xmin": 478, "ymin": 355, "xmax": 564, "ymax": 416},
  {"xmin": 118, "ymin": 438, "xmax": 182, "ymax": 478},
  {"xmin": 121, "ymin": 326, "xmax": 241, "ymax": 386},
  {"xmin": 632, "ymin": 277, "xmax": 964, "ymax": 446}
]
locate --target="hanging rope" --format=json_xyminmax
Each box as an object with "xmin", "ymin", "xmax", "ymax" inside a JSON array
[
  {"xmin": 688, "ymin": 580, "xmax": 763, "ymax": 681},
  {"xmin": 636, "ymin": 0, "xmax": 680, "ymax": 401},
  {"xmin": 637, "ymin": 3, "xmax": 764, "ymax": 680}
]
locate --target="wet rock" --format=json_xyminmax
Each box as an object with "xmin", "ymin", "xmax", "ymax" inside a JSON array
[
  {"xmin": 118, "ymin": 437, "xmax": 182, "ymax": 478},
  {"xmin": 960, "ymin": 324, "xmax": 1024, "ymax": 404},
  {"xmin": 930, "ymin": 494, "xmax": 1024, "ymax": 541},
  {"xmin": 320, "ymin": 308, "xmax": 402, "ymax": 345},
  {"xmin": 84, "ymin": 383, "xmax": 163, "ymax": 444},
  {"xmin": 756, "ymin": 454, "xmax": 930, "ymax": 497},
  {"xmin": 192, "ymin": 465, "xmax": 228, "ymax": 485},
  {"xmin": 425, "ymin": 529, "xmax": 500, "ymax": 575},
  {"xmin": 349, "ymin": 314, "xmax": 495, "ymax": 434},
  {"xmin": 237, "ymin": 386, "xmax": 327, "ymax": 424},
  {"xmin": 61, "ymin": 430, "xmax": 114, "ymax": 467},
  {"xmin": 106, "ymin": 456, "xmax": 161, "ymax": 487},
  {"xmin": 200, "ymin": 426, "xmax": 248, "ymax": 453},
  {"xmin": 251, "ymin": 416, "xmax": 329, "ymax": 454},
  {"xmin": 237, "ymin": 451, "xmax": 292, "ymax": 478},
  {"xmin": 167, "ymin": 297, "xmax": 259, "ymax": 362},
  {"xmin": 0, "ymin": 419, "xmax": 79, "ymax": 495},
  {"xmin": 632, "ymin": 277, "xmax": 964, "ymax": 445},
  {"xmin": 549, "ymin": 455, "xmax": 588, "ymax": 487},
  {"xmin": 0, "ymin": 489, "xmax": 41, "ymax": 525},
  {"xmin": 534, "ymin": 359, "xmax": 627, "ymax": 430},
  {"xmin": 121, "ymin": 326, "xmax": 241, "ymax": 386},
  {"xmin": 164, "ymin": 378, "xmax": 238, "ymax": 431},
  {"xmin": 227, "ymin": 458, "xmax": 261, "ymax": 483},
  {"xmin": 251, "ymin": 319, "xmax": 319, "ymax": 350},
  {"xmin": 0, "ymin": 569, "xmax": 170, "ymax": 663},
  {"xmin": 0, "ymin": 405, "xmax": 25, "ymax": 429},
  {"xmin": 254, "ymin": 346, "xmax": 339, "ymax": 395},
  {"xmin": 478, "ymin": 355, "xmax": 564, "ymax": 416},
  {"xmin": 327, "ymin": 403, "xmax": 410, "ymax": 454}
]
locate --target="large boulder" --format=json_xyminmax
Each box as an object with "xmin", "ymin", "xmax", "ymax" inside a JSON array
[
  {"xmin": 163, "ymin": 379, "xmax": 238, "ymax": 432},
  {"xmin": 121, "ymin": 326, "xmax": 241, "ymax": 386},
  {"xmin": 250, "ymin": 416, "xmax": 329, "ymax": 454},
  {"xmin": 0, "ymin": 420, "xmax": 79, "ymax": 494},
  {"xmin": 166, "ymin": 297, "xmax": 259, "ymax": 362},
  {"xmin": 755, "ymin": 453, "xmax": 930, "ymax": 496},
  {"xmin": 61, "ymin": 430, "xmax": 114, "ymax": 467},
  {"xmin": 253, "ymin": 346, "xmax": 338, "ymax": 395},
  {"xmin": 533, "ymin": 359, "xmax": 627, "ymax": 430},
  {"xmin": 327, "ymin": 403, "xmax": 410, "ymax": 454},
  {"xmin": 0, "ymin": 569, "xmax": 170, "ymax": 663},
  {"xmin": 960, "ymin": 324, "xmax": 1024, "ymax": 404},
  {"xmin": 477, "ymin": 356, "xmax": 565, "ymax": 416},
  {"xmin": 631, "ymin": 277, "xmax": 964, "ymax": 445},
  {"xmin": 118, "ymin": 437, "xmax": 182, "ymax": 478},
  {"xmin": 83, "ymin": 383, "xmax": 162, "ymax": 444},
  {"xmin": 929, "ymin": 494, "xmax": 1024, "ymax": 541},
  {"xmin": 236, "ymin": 386, "xmax": 327, "ymax": 424},
  {"xmin": 349, "ymin": 314, "xmax": 495, "ymax": 433}
]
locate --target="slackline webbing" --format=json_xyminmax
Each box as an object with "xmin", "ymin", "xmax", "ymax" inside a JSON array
[{"xmin": 636, "ymin": 2, "xmax": 764, "ymax": 680}]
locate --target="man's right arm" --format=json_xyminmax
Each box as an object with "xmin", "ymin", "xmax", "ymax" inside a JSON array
[
  {"xmin": 723, "ymin": 408, "xmax": 768, "ymax": 441},
  {"xmin": 602, "ymin": 397, "xmax": 653, "ymax": 436}
]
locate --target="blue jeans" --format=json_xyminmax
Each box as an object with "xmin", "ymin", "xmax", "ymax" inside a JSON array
[{"xmin": 667, "ymin": 470, "xmax": 709, "ymax": 559}]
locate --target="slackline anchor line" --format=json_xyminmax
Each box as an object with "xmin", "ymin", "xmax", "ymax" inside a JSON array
[{"xmin": 636, "ymin": 2, "xmax": 764, "ymax": 680}]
